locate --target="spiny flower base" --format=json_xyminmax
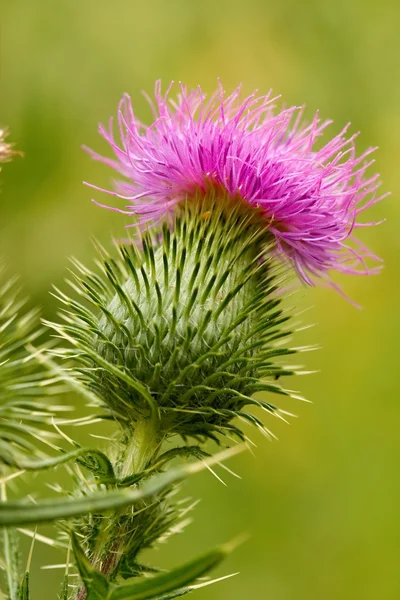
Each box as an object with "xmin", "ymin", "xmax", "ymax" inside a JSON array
[{"xmin": 52, "ymin": 195, "xmax": 298, "ymax": 444}]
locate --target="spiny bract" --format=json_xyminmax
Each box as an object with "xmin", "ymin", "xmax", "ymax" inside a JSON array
[{"xmin": 51, "ymin": 198, "xmax": 298, "ymax": 442}]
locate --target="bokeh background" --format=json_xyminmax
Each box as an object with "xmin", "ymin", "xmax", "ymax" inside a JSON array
[{"xmin": 1, "ymin": 1, "xmax": 399, "ymax": 598}]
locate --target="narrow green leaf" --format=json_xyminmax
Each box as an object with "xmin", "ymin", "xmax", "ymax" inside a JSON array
[
  {"xmin": 109, "ymin": 545, "xmax": 227, "ymax": 600},
  {"xmin": 0, "ymin": 447, "xmax": 115, "ymax": 480},
  {"xmin": 17, "ymin": 572, "xmax": 29, "ymax": 600},
  {"xmin": 58, "ymin": 575, "xmax": 69, "ymax": 600},
  {"xmin": 0, "ymin": 446, "xmax": 243, "ymax": 526},
  {"xmin": 71, "ymin": 532, "xmax": 109, "ymax": 600},
  {"xmin": 2, "ymin": 525, "xmax": 20, "ymax": 599},
  {"xmin": 153, "ymin": 590, "xmax": 192, "ymax": 599},
  {"xmin": 156, "ymin": 446, "xmax": 210, "ymax": 467}
]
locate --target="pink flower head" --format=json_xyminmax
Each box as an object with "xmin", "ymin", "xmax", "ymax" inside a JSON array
[{"xmin": 85, "ymin": 81, "xmax": 385, "ymax": 285}]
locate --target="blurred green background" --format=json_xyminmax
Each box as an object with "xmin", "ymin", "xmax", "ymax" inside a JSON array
[{"xmin": 1, "ymin": 0, "xmax": 399, "ymax": 598}]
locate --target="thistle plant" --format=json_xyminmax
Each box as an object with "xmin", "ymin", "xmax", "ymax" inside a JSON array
[{"xmin": 0, "ymin": 84, "xmax": 384, "ymax": 600}]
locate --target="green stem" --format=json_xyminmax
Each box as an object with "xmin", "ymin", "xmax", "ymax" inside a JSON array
[
  {"xmin": 76, "ymin": 419, "xmax": 161, "ymax": 600},
  {"xmin": 119, "ymin": 418, "xmax": 160, "ymax": 478},
  {"xmin": 1, "ymin": 482, "xmax": 18, "ymax": 600}
]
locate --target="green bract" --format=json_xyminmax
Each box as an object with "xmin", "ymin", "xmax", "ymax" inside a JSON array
[{"xmin": 50, "ymin": 195, "xmax": 297, "ymax": 443}]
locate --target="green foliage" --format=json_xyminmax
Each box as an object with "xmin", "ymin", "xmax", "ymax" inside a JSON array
[
  {"xmin": 72, "ymin": 530, "xmax": 229, "ymax": 600},
  {"xmin": 1, "ymin": 525, "xmax": 20, "ymax": 600},
  {"xmin": 17, "ymin": 573, "xmax": 30, "ymax": 600},
  {"xmin": 0, "ymin": 444, "xmax": 116, "ymax": 475},
  {"xmin": 58, "ymin": 576, "xmax": 69, "ymax": 600},
  {"xmin": 0, "ymin": 445, "xmax": 242, "ymax": 526},
  {"xmin": 71, "ymin": 532, "xmax": 110, "ymax": 600},
  {"xmin": 0, "ymin": 263, "xmax": 63, "ymax": 468},
  {"xmin": 0, "ymin": 440, "xmax": 241, "ymax": 597},
  {"xmin": 152, "ymin": 591, "xmax": 191, "ymax": 599},
  {"xmin": 0, "ymin": 262, "xmax": 67, "ymax": 598}
]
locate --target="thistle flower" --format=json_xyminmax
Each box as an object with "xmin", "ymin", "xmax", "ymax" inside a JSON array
[
  {"xmin": 0, "ymin": 86, "xmax": 386, "ymax": 600},
  {"xmin": 85, "ymin": 82, "xmax": 383, "ymax": 285}
]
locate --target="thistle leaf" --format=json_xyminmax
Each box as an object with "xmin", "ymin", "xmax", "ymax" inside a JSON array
[
  {"xmin": 1, "ymin": 525, "xmax": 20, "ymax": 600},
  {"xmin": 71, "ymin": 532, "xmax": 228, "ymax": 600},
  {"xmin": 58, "ymin": 575, "xmax": 69, "ymax": 600},
  {"xmin": 0, "ymin": 446, "xmax": 115, "ymax": 480},
  {"xmin": 0, "ymin": 445, "xmax": 243, "ymax": 526},
  {"xmin": 156, "ymin": 446, "xmax": 210, "ymax": 467},
  {"xmin": 17, "ymin": 572, "xmax": 29, "ymax": 600},
  {"xmin": 107, "ymin": 544, "xmax": 227, "ymax": 600},
  {"xmin": 153, "ymin": 591, "xmax": 191, "ymax": 600},
  {"xmin": 71, "ymin": 533, "xmax": 110, "ymax": 600}
]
